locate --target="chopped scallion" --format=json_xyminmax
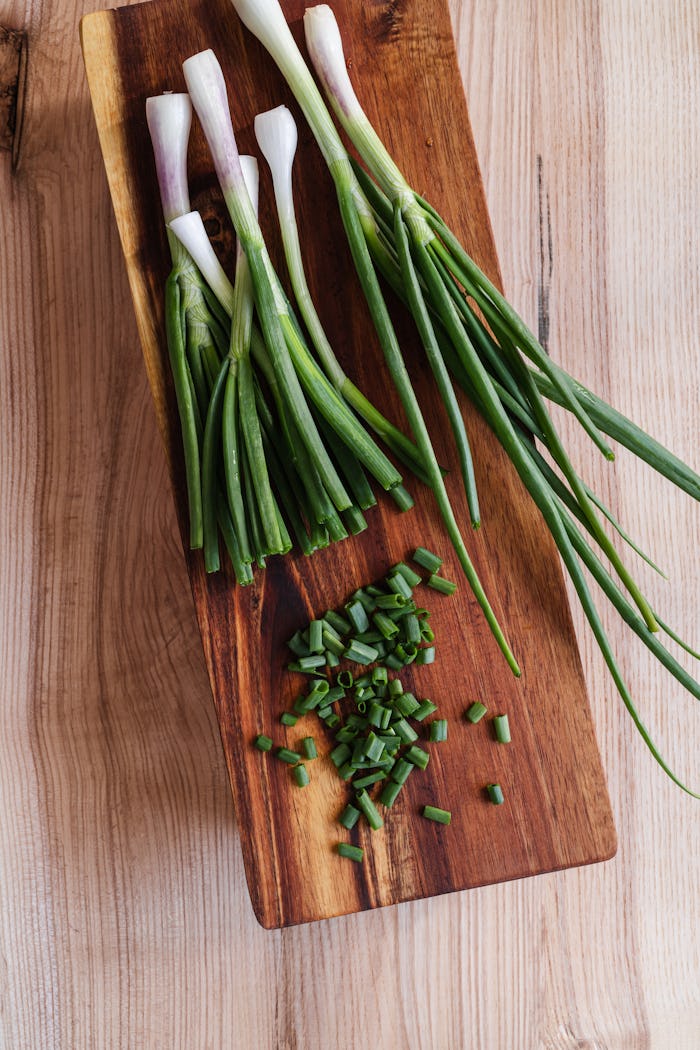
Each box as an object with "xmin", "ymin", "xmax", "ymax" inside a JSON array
[
  {"xmin": 379, "ymin": 779, "xmax": 403, "ymax": 808},
  {"xmin": 429, "ymin": 719, "xmax": 448, "ymax": 743},
  {"xmin": 276, "ymin": 747, "xmax": 301, "ymax": 764},
  {"xmin": 293, "ymin": 763, "xmax": 310, "ymax": 787},
  {"xmin": 427, "ymin": 574, "xmax": 457, "ymax": 596},
  {"xmin": 412, "ymin": 547, "xmax": 443, "ymax": 573},
  {"xmin": 423, "ymin": 805, "xmax": 451, "ymax": 824},
  {"xmin": 302, "ymin": 736, "xmax": 318, "ymax": 759},
  {"xmin": 405, "ymin": 745, "xmax": 430, "ymax": 770},
  {"xmin": 337, "ymin": 842, "xmax": 364, "ymax": 862},
  {"xmin": 466, "ymin": 701, "xmax": 488, "ymax": 723},
  {"xmin": 353, "ymin": 770, "xmax": 386, "ymax": 789},
  {"xmin": 339, "ymin": 803, "xmax": 360, "ymax": 829},
  {"xmin": 308, "ymin": 619, "xmax": 324, "ymax": 653},
  {"xmin": 413, "ymin": 700, "xmax": 437, "ymax": 721},
  {"xmin": 493, "ymin": 714, "xmax": 511, "ymax": 743},
  {"xmin": 392, "ymin": 561, "xmax": 423, "ymax": 588},
  {"xmin": 355, "ymin": 788, "xmax": 384, "ymax": 830}
]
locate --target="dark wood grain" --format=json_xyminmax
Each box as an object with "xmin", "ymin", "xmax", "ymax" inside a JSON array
[{"xmin": 81, "ymin": 0, "xmax": 616, "ymax": 928}]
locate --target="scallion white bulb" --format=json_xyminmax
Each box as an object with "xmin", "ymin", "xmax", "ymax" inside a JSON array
[{"xmin": 145, "ymin": 92, "xmax": 192, "ymax": 225}]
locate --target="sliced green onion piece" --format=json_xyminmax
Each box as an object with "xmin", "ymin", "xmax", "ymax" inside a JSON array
[
  {"xmin": 493, "ymin": 714, "xmax": 511, "ymax": 743},
  {"xmin": 487, "ymin": 783, "xmax": 505, "ymax": 805},
  {"xmin": 355, "ymin": 789, "xmax": 384, "ymax": 830},
  {"xmin": 276, "ymin": 747, "xmax": 301, "ymax": 764},
  {"xmin": 415, "ymin": 646, "xmax": 436, "ymax": 665},
  {"xmin": 429, "ymin": 719, "xmax": 448, "ymax": 743},
  {"xmin": 293, "ymin": 763, "xmax": 310, "ymax": 787},
  {"xmin": 396, "ymin": 642, "xmax": 418, "ymax": 664},
  {"xmin": 363, "ymin": 731, "xmax": 385, "ymax": 763},
  {"xmin": 374, "ymin": 593, "xmax": 407, "ymax": 610},
  {"xmin": 335, "ymin": 725, "xmax": 358, "ymax": 744},
  {"xmin": 308, "ymin": 619, "xmax": 324, "ymax": 652},
  {"xmin": 403, "ymin": 614, "xmax": 422, "ymax": 644},
  {"xmin": 337, "ymin": 842, "xmax": 364, "ymax": 862},
  {"xmin": 391, "ymin": 758, "xmax": 414, "ymax": 785},
  {"xmin": 394, "ymin": 718, "xmax": 419, "ymax": 744},
  {"xmin": 353, "ymin": 770, "xmax": 386, "ymax": 789},
  {"xmin": 293, "ymin": 654, "xmax": 326, "ymax": 672},
  {"xmin": 280, "ymin": 712, "xmax": 298, "ymax": 726},
  {"xmin": 412, "ymin": 546, "xmax": 443, "ymax": 573},
  {"xmin": 345, "ymin": 599, "xmax": 370, "ymax": 633},
  {"xmin": 325, "ymin": 608, "xmax": 351, "ymax": 635},
  {"xmin": 466, "ymin": 701, "xmax": 488, "ymax": 723},
  {"xmin": 405, "ymin": 745, "xmax": 430, "ymax": 770},
  {"xmin": 254, "ymin": 734, "xmax": 273, "ymax": 751},
  {"xmin": 339, "ymin": 803, "xmax": 360, "ymax": 829},
  {"xmin": 287, "ymin": 630, "xmax": 310, "ymax": 656},
  {"xmin": 427, "ymin": 574, "xmax": 457, "ymax": 596},
  {"xmin": 392, "ymin": 561, "xmax": 423, "ymax": 587},
  {"xmin": 351, "ymin": 589, "xmax": 376, "ymax": 613},
  {"xmin": 413, "ymin": 700, "xmax": 437, "ymax": 722},
  {"xmin": 394, "ymin": 692, "xmax": 420, "ymax": 717},
  {"xmin": 344, "ymin": 640, "xmax": 380, "ymax": 664},
  {"xmin": 302, "ymin": 736, "xmax": 318, "ymax": 759},
  {"xmin": 372, "ymin": 611, "xmax": 399, "ymax": 639},
  {"xmin": 423, "ymin": 805, "xmax": 451, "ymax": 825},
  {"xmin": 379, "ymin": 780, "xmax": 403, "ymax": 808},
  {"xmin": 386, "ymin": 572, "xmax": 413, "ymax": 599},
  {"xmin": 367, "ymin": 701, "xmax": 386, "ymax": 728},
  {"xmin": 330, "ymin": 743, "xmax": 351, "ymax": 768}
]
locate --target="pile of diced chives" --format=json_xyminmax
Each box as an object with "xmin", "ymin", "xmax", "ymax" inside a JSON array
[
  {"xmin": 254, "ymin": 546, "xmax": 514, "ymax": 863},
  {"xmin": 280, "ymin": 548, "xmax": 457, "ymax": 860}
]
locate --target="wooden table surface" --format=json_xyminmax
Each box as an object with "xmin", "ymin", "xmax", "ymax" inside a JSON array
[{"xmin": 1, "ymin": 0, "xmax": 698, "ymax": 1046}]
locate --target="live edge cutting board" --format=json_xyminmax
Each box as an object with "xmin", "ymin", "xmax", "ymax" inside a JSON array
[{"xmin": 81, "ymin": 0, "xmax": 616, "ymax": 928}]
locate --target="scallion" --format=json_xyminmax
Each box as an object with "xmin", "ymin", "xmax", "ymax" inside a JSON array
[
  {"xmin": 466, "ymin": 702, "xmax": 488, "ymax": 724},
  {"xmin": 293, "ymin": 763, "xmax": 310, "ymax": 787},
  {"xmin": 423, "ymin": 805, "xmax": 451, "ymax": 825},
  {"xmin": 337, "ymin": 842, "xmax": 364, "ymax": 862},
  {"xmin": 493, "ymin": 714, "xmax": 511, "ymax": 744}
]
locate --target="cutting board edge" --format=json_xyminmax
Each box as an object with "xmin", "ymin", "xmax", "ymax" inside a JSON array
[{"xmin": 252, "ymin": 831, "xmax": 619, "ymax": 929}]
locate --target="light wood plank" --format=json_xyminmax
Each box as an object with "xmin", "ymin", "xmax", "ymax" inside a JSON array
[{"xmin": 0, "ymin": 0, "xmax": 698, "ymax": 1044}]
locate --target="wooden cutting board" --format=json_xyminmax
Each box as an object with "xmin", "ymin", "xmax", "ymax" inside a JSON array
[{"xmin": 80, "ymin": 0, "xmax": 616, "ymax": 928}]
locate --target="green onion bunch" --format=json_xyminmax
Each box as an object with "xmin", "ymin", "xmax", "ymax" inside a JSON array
[
  {"xmin": 146, "ymin": 53, "xmax": 420, "ymax": 582},
  {"xmin": 230, "ymin": 0, "xmax": 700, "ymax": 792}
]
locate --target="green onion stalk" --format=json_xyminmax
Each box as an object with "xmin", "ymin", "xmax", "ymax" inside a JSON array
[
  {"xmin": 147, "ymin": 91, "xmax": 247, "ymax": 576},
  {"xmin": 253, "ymin": 103, "xmax": 426, "ymax": 483},
  {"xmin": 231, "ymin": 0, "xmax": 700, "ymax": 792},
  {"xmin": 181, "ymin": 49, "xmax": 420, "ymax": 571},
  {"xmin": 229, "ymin": 1, "xmax": 521, "ymax": 677}
]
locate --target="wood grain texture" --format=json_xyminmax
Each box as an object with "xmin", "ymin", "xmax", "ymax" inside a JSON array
[
  {"xmin": 81, "ymin": 0, "xmax": 616, "ymax": 928},
  {"xmin": 1, "ymin": 0, "xmax": 698, "ymax": 1042}
]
